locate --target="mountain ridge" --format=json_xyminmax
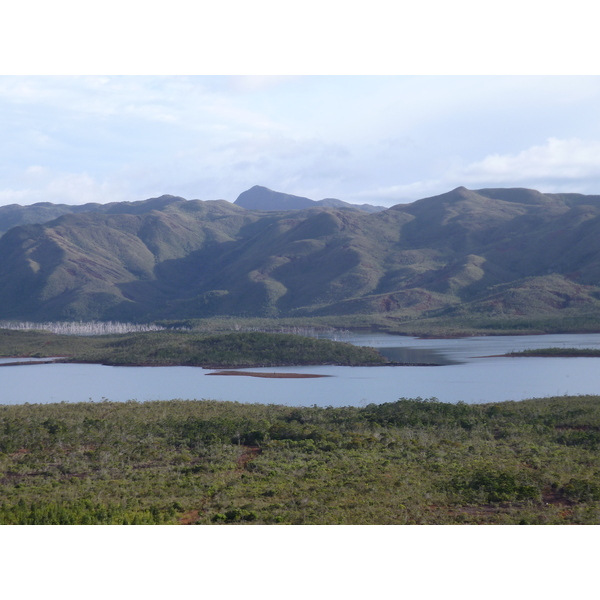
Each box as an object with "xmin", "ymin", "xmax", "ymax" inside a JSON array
[
  {"xmin": 234, "ymin": 185, "xmax": 386, "ymax": 213},
  {"xmin": 1, "ymin": 186, "xmax": 600, "ymax": 326}
]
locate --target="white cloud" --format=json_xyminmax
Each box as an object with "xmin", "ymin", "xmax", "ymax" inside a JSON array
[
  {"xmin": 227, "ymin": 76, "xmax": 300, "ymax": 93},
  {"xmin": 25, "ymin": 165, "xmax": 48, "ymax": 176},
  {"xmin": 3, "ymin": 77, "xmax": 600, "ymax": 208},
  {"xmin": 346, "ymin": 138, "xmax": 600, "ymax": 206},
  {"xmin": 0, "ymin": 189, "xmax": 33, "ymax": 204},
  {"xmin": 0, "ymin": 170, "xmax": 129, "ymax": 206},
  {"xmin": 347, "ymin": 180, "xmax": 448, "ymax": 206},
  {"xmin": 460, "ymin": 138, "xmax": 600, "ymax": 183}
]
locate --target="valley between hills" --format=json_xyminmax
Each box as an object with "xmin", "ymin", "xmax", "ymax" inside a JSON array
[{"xmin": 1, "ymin": 184, "xmax": 600, "ymax": 336}]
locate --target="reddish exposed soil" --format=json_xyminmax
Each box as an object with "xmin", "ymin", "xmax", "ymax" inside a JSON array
[
  {"xmin": 541, "ymin": 487, "xmax": 575, "ymax": 506},
  {"xmin": 236, "ymin": 446, "xmax": 262, "ymax": 469},
  {"xmin": 206, "ymin": 370, "xmax": 330, "ymax": 378},
  {"xmin": 178, "ymin": 510, "xmax": 200, "ymax": 525}
]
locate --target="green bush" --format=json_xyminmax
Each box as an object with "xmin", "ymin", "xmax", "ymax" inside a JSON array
[
  {"xmin": 447, "ymin": 469, "xmax": 540, "ymax": 503},
  {"xmin": 561, "ymin": 478, "xmax": 600, "ymax": 502},
  {"xmin": 556, "ymin": 430, "xmax": 600, "ymax": 450},
  {"xmin": 1, "ymin": 395, "xmax": 599, "ymax": 524},
  {"xmin": 212, "ymin": 508, "xmax": 257, "ymax": 523}
]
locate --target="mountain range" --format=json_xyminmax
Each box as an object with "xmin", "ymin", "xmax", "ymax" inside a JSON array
[
  {"xmin": 1, "ymin": 185, "xmax": 600, "ymax": 325},
  {"xmin": 0, "ymin": 186, "xmax": 383, "ymax": 238}
]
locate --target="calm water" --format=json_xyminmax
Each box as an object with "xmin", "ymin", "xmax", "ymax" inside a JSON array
[{"xmin": 2, "ymin": 333, "xmax": 600, "ymax": 406}]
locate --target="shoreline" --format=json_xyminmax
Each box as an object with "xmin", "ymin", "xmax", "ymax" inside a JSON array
[{"xmin": 0, "ymin": 357, "xmax": 439, "ymax": 368}]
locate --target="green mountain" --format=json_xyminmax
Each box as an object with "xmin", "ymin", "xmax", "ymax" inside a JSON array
[
  {"xmin": 0, "ymin": 194, "xmax": 189, "ymax": 237},
  {"xmin": 0, "ymin": 202, "xmax": 100, "ymax": 237},
  {"xmin": 0, "ymin": 187, "xmax": 383, "ymax": 237},
  {"xmin": 1, "ymin": 186, "xmax": 600, "ymax": 325}
]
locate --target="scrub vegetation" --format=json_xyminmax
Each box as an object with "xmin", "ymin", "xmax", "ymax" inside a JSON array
[
  {"xmin": 1, "ymin": 395, "xmax": 599, "ymax": 524},
  {"xmin": 159, "ymin": 312, "xmax": 600, "ymax": 338},
  {"xmin": 505, "ymin": 348, "xmax": 600, "ymax": 357},
  {"xmin": 0, "ymin": 328, "xmax": 387, "ymax": 368}
]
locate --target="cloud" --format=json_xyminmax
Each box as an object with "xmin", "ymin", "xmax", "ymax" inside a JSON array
[
  {"xmin": 226, "ymin": 76, "xmax": 300, "ymax": 93},
  {"xmin": 3, "ymin": 77, "xmax": 600, "ymax": 208},
  {"xmin": 0, "ymin": 189, "xmax": 32, "ymax": 204},
  {"xmin": 0, "ymin": 170, "xmax": 129, "ymax": 206},
  {"xmin": 349, "ymin": 137, "xmax": 600, "ymax": 206},
  {"xmin": 347, "ymin": 180, "xmax": 448, "ymax": 206},
  {"xmin": 459, "ymin": 138, "xmax": 600, "ymax": 183}
]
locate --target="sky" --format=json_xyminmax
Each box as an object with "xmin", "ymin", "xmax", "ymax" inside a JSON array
[
  {"xmin": 2, "ymin": 3, "xmax": 599, "ymax": 209},
  {"xmin": 2, "ymin": 74, "xmax": 600, "ymax": 208},
  {"xmin": 1, "ymin": 2, "xmax": 599, "ymax": 212}
]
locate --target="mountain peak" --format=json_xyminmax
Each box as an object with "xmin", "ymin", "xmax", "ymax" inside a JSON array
[
  {"xmin": 235, "ymin": 186, "xmax": 314, "ymax": 210},
  {"xmin": 234, "ymin": 186, "xmax": 385, "ymax": 213}
]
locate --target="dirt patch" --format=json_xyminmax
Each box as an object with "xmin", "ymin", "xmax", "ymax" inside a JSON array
[
  {"xmin": 178, "ymin": 510, "xmax": 200, "ymax": 525},
  {"xmin": 541, "ymin": 487, "xmax": 575, "ymax": 506},
  {"xmin": 236, "ymin": 446, "xmax": 262, "ymax": 469},
  {"xmin": 207, "ymin": 370, "xmax": 331, "ymax": 379}
]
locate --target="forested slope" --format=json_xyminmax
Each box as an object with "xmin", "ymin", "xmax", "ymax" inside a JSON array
[{"xmin": 2, "ymin": 186, "xmax": 600, "ymax": 326}]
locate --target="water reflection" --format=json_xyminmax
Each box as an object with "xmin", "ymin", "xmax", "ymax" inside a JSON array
[{"xmin": 377, "ymin": 346, "xmax": 458, "ymax": 365}]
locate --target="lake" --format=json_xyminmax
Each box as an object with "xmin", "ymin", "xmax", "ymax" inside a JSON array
[{"xmin": 2, "ymin": 332, "xmax": 600, "ymax": 406}]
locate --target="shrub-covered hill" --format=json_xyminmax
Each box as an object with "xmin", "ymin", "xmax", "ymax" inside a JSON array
[
  {"xmin": 0, "ymin": 329, "xmax": 387, "ymax": 367},
  {"xmin": 1, "ymin": 395, "xmax": 599, "ymax": 524},
  {"xmin": 2, "ymin": 186, "xmax": 600, "ymax": 329},
  {"xmin": 0, "ymin": 194, "xmax": 189, "ymax": 237}
]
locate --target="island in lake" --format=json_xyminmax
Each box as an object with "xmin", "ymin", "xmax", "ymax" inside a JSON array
[
  {"xmin": 504, "ymin": 348, "xmax": 600, "ymax": 357},
  {"xmin": 0, "ymin": 329, "xmax": 389, "ymax": 368}
]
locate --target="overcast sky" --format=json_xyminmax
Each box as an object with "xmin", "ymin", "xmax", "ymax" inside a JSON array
[
  {"xmin": 2, "ymin": 75, "xmax": 600, "ymax": 208},
  {"xmin": 2, "ymin": 0, "xmax": 599, "ymax": 209}
]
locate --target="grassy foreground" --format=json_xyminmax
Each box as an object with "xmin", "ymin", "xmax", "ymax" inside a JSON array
[{"xmin": 1, "ymin": 395, "xmax": 599, "ymax": 524}]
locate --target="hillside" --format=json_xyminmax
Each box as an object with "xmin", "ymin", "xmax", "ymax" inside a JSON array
[
  {"xmin": 234, "ymin": 185, "xmax": 385, "ymax": 213},
  {"xmin": 0, "ymin": 194, "xmax": 190, "ymax": 237},
  {"xmin": 0, "ymin": 187, "xmax": 383, "ymax": 237},
  {"xmin": 1, "ymin": 186, "xmax": 600, "ymax": 328},
  {"xmin": 2, "ymin": 395, "xmax": 600, "ymax": 524}
]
